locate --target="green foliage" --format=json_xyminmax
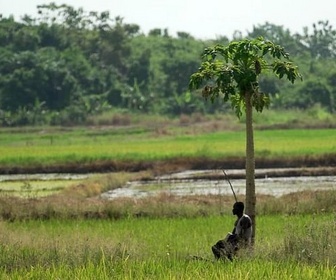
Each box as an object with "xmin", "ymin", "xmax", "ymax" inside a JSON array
[
  {"xmin": 189, "ymin": 37, "xmax": 302, "ymax": 118},
  {"xmin": 0, "ymin": 48, "xmax": 78, "ymax": 111},
  {"xmin": 0, "ymin": 4, "xmax": 336, "ymax": 126}
]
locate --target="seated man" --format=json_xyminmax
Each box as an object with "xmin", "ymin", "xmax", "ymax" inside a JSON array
[{"xmin": 212, "ymin": 201, "xmax": 252, "ymax": 261}]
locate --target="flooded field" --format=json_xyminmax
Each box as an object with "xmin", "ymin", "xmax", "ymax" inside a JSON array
[
  {"xmin": 0, "ymin": 173, "xmax": 89, "ymax": 197},
  {"xmin": 101, "ymin": 168, "xmax": 336, "ymax": 199},
  {"xmin": 0, "ymin": 168, "xmax": 334, "ymax": 199}
]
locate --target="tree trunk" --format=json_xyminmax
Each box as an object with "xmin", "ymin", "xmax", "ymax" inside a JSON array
[{"xmin": 245, "ymin": 91, "xmax": 256, "ymax": 245}]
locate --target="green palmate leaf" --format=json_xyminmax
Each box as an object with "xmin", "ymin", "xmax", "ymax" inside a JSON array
[
  {"xmin": 230, "ymin": 93, "xmax": 245, "ymax": 118},
  {"xmin": 262, "ymin": 47, "xmax": 270, "ymax": 56},
  {"xmin": 272, "ymin": 61, "xmax": 302, "ymax": 83},
  {"xmin": 189, "ymin": 37, "xmax": 301, "ymax": 118}
]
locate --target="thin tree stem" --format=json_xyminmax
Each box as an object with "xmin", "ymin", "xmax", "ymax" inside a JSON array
[{"xmin": 245, "ymin": 91, "xmax": 256, "ymax": 245}]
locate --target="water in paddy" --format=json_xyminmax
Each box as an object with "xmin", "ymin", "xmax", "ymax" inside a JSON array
[
  {"xmin": 101, "ymin": 168, "xmax": 336, "ymax": 199},
  {"xmin": 0, "ymin": 173, "xmax": 89, "ymax": 197},
  {"xmin": 0, "ymin": 169, "xmax": 334, "ymax": 199}
]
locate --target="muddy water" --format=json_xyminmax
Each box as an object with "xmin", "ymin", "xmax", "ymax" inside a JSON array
[{"xmin": 101, "ymin": 169, "xmax": 336, "ymax": 199}]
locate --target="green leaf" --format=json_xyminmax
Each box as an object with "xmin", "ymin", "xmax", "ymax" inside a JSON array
[{"xmin": 189, "ymin": 38, "xmax": 301, "ymax": 118}]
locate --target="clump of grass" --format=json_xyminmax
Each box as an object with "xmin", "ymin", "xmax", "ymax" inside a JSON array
[
  {"xmin": 286, "ymin": 220, "xmax": 336, "ymax": 265},
  {"xmin": 59, "ymin": 171, "xmax": 152, "ymax": 198},
  {"xmin": 263, "ymin": 220, "xmax": 336, "ymax": 266},
  {"xmin": 0, "ymin": 214, "xmax": 335, "ymax": 278},
  {"xmin": 97, "ymin": 193, "xmax": 231, "ymax": 220},
  {"xmin": 257, "ymin": 190, "xmax": 336, "ymax": 215},
  {"xmin": 0, "ymin": 166, "xmax": 335, "ymax": 222}
]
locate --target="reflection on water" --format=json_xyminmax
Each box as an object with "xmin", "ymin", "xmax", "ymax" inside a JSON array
[{"xmin": 101, "ymin": 169, "xmax": 336, "ymax": 199}]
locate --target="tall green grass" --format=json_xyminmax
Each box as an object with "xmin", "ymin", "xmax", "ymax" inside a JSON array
[{"xmin": 0, "ymin": 214, "xmax": 335, "ymax": 279}]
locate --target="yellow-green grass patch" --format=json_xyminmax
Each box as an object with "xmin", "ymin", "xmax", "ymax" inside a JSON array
[{"xmin": 0, "ymin": 128, "xmax": 334, "ymax": 167}]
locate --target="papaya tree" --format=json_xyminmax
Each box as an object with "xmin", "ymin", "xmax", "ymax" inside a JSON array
[{"xmin": 189, "ymin": 37, "xmax": 302, "ymax": 243}]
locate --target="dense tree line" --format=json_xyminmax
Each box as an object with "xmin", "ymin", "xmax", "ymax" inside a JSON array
[{"xmin": 0, "ymin": 3, "xmax": 335, "ymax": 126}]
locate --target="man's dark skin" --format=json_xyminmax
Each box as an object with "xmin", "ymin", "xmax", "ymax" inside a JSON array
[
  {"xmin": 230, "ymin": 202, "xmax": 249, "ymax": 242},
  {"xmin": 212, "ymin": 201, "xmax": 252, "ymax": 261},
  {"xmin": 228, "ymin": 202, "xmax": 252, "ymax": 245}
]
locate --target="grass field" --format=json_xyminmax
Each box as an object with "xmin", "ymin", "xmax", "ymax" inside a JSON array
[
  {"xmin": 0, "ymin": 214, "xmax": 335, "ymax": 279},
  {"xmin": 0, "ymin": 111, "xmax": 335, "ymax": 278},
  {"xmin": 0, "ymin": 128, "xmax": 335, "ymax": 168}
]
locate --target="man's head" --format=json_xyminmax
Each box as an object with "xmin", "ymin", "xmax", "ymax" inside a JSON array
[{"xmin": 232, "ymin": 201, "xmax": 244, "ymax": 216}]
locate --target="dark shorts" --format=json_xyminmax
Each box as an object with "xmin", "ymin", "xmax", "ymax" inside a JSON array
[{"xmin": 211, "ymin": 237, "xmax": 237, "ymax": 261}]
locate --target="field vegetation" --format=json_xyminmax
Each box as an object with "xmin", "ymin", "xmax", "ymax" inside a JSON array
[
  {"xmin": 0, "ymin": 110, "xmax": 335, "ymax": 278},
  {"xmin": 0, "ymin": 190, "xmax": 335, "ymax": 279},
  {"xmin": 1, "ymin": 5, "xmax": 336, "ymax": 277},
  {"xmin": 0, "ymin": 109, "xmax": 335, "ymax": 174}
]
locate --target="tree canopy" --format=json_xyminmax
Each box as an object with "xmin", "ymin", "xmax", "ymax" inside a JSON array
[
  {"xmin": 0, "ymin": 4, "xmax": 335, "ymax": 126},
  {"xmin": 189, "ymin": 37, "xmax": 302, "ymax": 117}
]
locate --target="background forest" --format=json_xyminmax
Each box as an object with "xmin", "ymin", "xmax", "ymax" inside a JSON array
[{"xmin": 0, "ymin": 3, "xmax": 335, "ymax": 126}]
